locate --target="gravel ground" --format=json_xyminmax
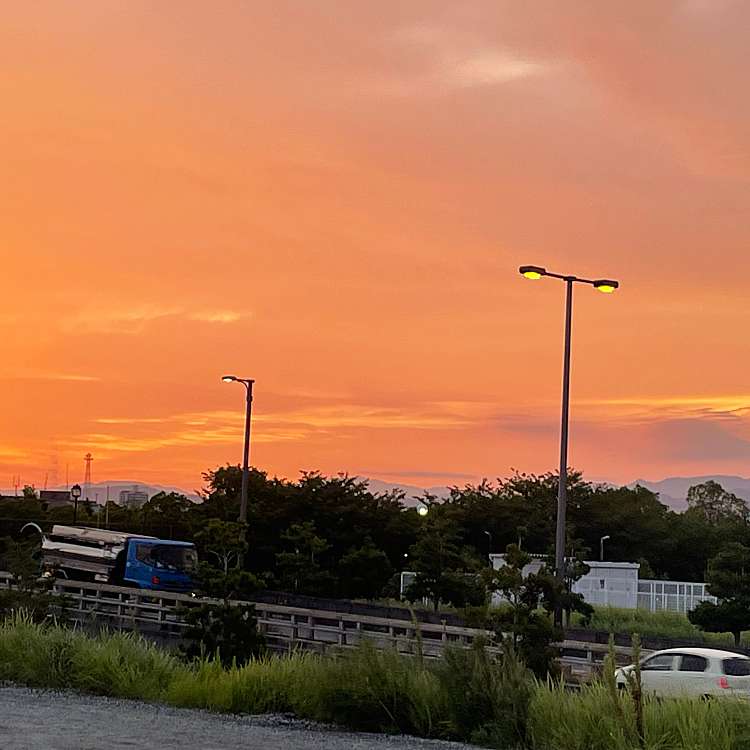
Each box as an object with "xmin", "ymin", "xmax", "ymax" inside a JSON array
[{"xmin": 0, "ymin": 687, "xmax": 475, "ymax": 750}]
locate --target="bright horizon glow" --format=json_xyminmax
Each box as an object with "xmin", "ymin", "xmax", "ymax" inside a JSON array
[{"xmin": 3, "ymin": 3, "xmax": 750, "ymax": 491}]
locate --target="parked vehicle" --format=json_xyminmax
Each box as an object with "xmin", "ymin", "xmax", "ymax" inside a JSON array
[
  {"xmin": 615, "ymin": 647, "xmax": 750, "ymax": 698},
  {"xmin": 37, "ymin": 525, "xmax": 198, "ymax": 592}
]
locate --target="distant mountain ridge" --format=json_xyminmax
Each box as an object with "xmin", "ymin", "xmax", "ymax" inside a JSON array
[
  {"xmin": 9, "ymin": 474, "xmax": 749, "ymax": 513},
  {"xmin": 59, "ymin": 480, "xmax": 203, "ymax": 503},
  {"xmin": 628, "ymin": 475, "xmax": 750, "ymax": 512}
]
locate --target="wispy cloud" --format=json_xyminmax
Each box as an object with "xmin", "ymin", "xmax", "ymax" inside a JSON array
[
  {"xmin": 2, "ymin": 371, "xmax": 101, "ymax": 383},
  {"xmin": 94, "ymin": 417, "xmax": 168, "ymax": 425},
  {"xmin": 0, "ymin": 445, "xmax": 28, "ymax": 460},
  {"xmin": 69, "ymin": 402, "xmax": 484, "ymax": 458},
  {"xmin": 388, "ymin": 24, "xmax": 550, "ymax": 95},
  {"xmin": 60, "ymin": 306, "xmax": 249, "ymax": 334},
  {"xmin": 186, "ymin": 310, "xmax": 245, "ymax": 323},
  {"xmin": 448, "ymin": 52, "xmax": 545, "ymax": 88},
  {"xmin": 579, "ymin": 395, "xmax": 750, "ymax": 422}
]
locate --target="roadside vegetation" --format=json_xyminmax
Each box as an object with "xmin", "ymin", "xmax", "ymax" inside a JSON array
[
  {"xmin": 2, "ymin": 614, "xmax": 750, "ymax": 750},
  {"xmin": 569, "ymin": 606, "xmax": 749, "ymax": 646}
]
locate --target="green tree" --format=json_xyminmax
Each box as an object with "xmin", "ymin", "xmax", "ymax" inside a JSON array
[
  {"xmin": 689, "ymin": 542, "xmax": 750, "ymax": 646},
  {"xmin": 686, "ymin": 480, "xmax": 749, "ymax": 523},
  {"xmin": 338, "ymin": 538, "xmax": 393, "ymax": 600},
  {"xmin": 275, "ymin": 521, "xmax": 335, "ymax": 595},
  {"xmin": 141, "ymin": 491, "xmax": 193, "ymax": 538},
  {"xmin": 405, "ymin": 509, "xmax": 485, "ymax": 610},
  {"xmin": 195, "ymin": 519, "xmax": 247, "ymax": 573},
  {"xmin": 483, "ymin": 545, "xmax": 561, "ymax": 677}
]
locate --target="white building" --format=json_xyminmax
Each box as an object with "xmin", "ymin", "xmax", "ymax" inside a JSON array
[
  {"xmin": 119, "ymin": 487, "xmax": 149, "ymax": 509},
  {"xmin": 488, "ymin": 555, "xmax": 639, "ymax": 608},
  {"xmin": 572, "ymin": 561, "xmax": 640, "ymax": 609}
]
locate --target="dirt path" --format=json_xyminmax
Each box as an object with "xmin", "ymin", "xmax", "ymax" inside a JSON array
[{"xmin": 0, "ymin": 687, "xmax": 475, "ymax": 750}]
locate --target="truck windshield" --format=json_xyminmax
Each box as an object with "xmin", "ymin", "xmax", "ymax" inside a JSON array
[{"xmin": 136, "ymin": 544, "xmax": 198, "ymax": 573}]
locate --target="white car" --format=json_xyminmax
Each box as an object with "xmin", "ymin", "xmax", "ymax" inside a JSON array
[{"xmin": 615, "ymin": 647, "xmax": 750, "ymax": 698}]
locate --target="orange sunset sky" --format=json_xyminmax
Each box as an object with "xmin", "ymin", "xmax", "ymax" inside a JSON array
[{"xmin": 3, "ymin": 2, "xmax": 750, "ymax": 493}]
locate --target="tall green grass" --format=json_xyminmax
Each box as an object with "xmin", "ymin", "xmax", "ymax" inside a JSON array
[
  {"xmin": 3, "ymin": 613, "xmax": 750, "ymax": 749},
  {"xmin": 571, "ymin": 606, "xmax": 750, "ymax": 646},
  {"xmin": 528, "ymin": 681, "xmax": 749, "ymax": 750}
]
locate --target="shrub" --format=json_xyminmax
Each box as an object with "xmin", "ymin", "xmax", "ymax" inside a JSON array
[
  {"xmin": 293, "ymin": 642, "xmax": 445, "ymax": 737},
  {"xmin": 435, "ymin": 640, "xmax": 532, "ymax": 748},
  {"xmin": 180, "ymin": 602, "xmax": 265, "ymax": 667}
]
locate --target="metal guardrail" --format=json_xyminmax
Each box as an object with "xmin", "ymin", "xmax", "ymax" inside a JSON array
[{"xmin": 0, "ymin": 571, "xmax": 644, "ymax": 676}]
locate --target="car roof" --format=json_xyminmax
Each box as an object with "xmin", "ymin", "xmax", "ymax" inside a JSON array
[{"xmin": 653, "ymin": 647, "xmax": 749, "ymax": 660}]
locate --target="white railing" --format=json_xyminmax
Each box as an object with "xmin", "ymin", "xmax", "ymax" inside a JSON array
[{"xmin": 0, "ymin": 572, "xmax": 488, "ymax": 658}]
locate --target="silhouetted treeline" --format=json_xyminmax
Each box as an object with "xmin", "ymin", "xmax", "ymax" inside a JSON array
[{"xmin": 1, "ymin": 468, "xmax": 746, "ymax": 599}]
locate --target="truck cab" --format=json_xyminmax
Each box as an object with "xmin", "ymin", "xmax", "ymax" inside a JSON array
[{"xmin": 121, "ymin": 538, "xmax": 198, "ymax": 591}]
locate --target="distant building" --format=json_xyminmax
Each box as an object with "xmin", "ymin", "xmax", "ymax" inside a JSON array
[
  {"xmin": 40, "ymin": 490, "xmax": 72, "ymax": 509},
  {"xmin": 119, "ymin": 487, "xmax": 149, "ymax": 509},
  {"xmin": 572, "ymin": 561, "xmax": 640, "ymax": 609}
]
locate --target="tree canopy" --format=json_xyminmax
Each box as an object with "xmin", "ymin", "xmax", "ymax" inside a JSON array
[{"xmin": 1, "ymin": 467, "xmax": 746, "ymax": 605}]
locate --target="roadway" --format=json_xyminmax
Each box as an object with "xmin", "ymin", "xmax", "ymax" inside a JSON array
[{"xmin": 0, "ymin": 687, "xmax": 474, "ymax": 750}]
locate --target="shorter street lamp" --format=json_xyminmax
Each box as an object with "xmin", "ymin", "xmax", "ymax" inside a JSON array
[
  {"xmin": 600, "ymin": 535, "xmax": 611, "ymax": 562},
  {"xmin": 71, "ymin": 484, "xmax": 82, "ymax": 524},
  {"xmin": 221, "ymin": 375, "xmax": 255, "ymax": 526}
]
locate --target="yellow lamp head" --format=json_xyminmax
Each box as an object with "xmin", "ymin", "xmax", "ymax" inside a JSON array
[
  {"xmin": 593, "ymin": 279, "xmax": 619, "ymax": 294},
  {"xmin": 519, "ymin": 265, "xmax": 546, "ymax": 280}
]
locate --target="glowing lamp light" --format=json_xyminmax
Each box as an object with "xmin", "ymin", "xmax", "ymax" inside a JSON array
[
  {"xmin": 593, "ymin": 280, "xmax": 619, "ymax": 294},
  {"xmin": 222, "ymin": 375, "xmax": 237, "ymax": 382},
  {"xmin": 416, "ymin": 503, "xmax": 429, "ymax": 517},
  {"xmin": 519, "ymin": 265, "xmax": 546, "ymax": 280}
]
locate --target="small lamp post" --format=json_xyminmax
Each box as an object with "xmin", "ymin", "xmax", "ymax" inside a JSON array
[
  {"xmin": 71, "ymin": 484, "xmax": 82, "ymax": 524},
  {"xmin": 483, "ymin": 530, "xmax": 493, "ymax": 565},
  {"xmin": 600, "ymin": 534, "xmax": 611, "ymax": 562}
]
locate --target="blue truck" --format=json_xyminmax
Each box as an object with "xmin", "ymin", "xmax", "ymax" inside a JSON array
[{"xmin": 39, "ymin": 525, "xmax": 198, "ymax": 592}]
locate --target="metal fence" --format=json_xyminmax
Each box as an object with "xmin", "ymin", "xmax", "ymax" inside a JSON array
[{"xmin": 637, "ymin": 579, "xmax": 717, "ymax": 613}]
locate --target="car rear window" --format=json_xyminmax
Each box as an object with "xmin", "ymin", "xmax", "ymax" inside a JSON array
[
  {"xmin": 723, "ymin": 658, "xmax": 750, "ymax": 676},
  {"xmin": 679, "ymin": 655, "xmax": 708, "ymax": 672}
]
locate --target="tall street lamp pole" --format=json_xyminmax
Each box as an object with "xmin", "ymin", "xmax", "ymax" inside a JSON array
[
  {"xmin": 222, "ymin": 375, "xmax": 255, "ymax": 527},
  {"xmin": 600, "ymin": 534, "xmax": 611, "ymax": 562},
  {"xmin": 519, "ymin": 265, "xmax": 618, "ymax": 621}
]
